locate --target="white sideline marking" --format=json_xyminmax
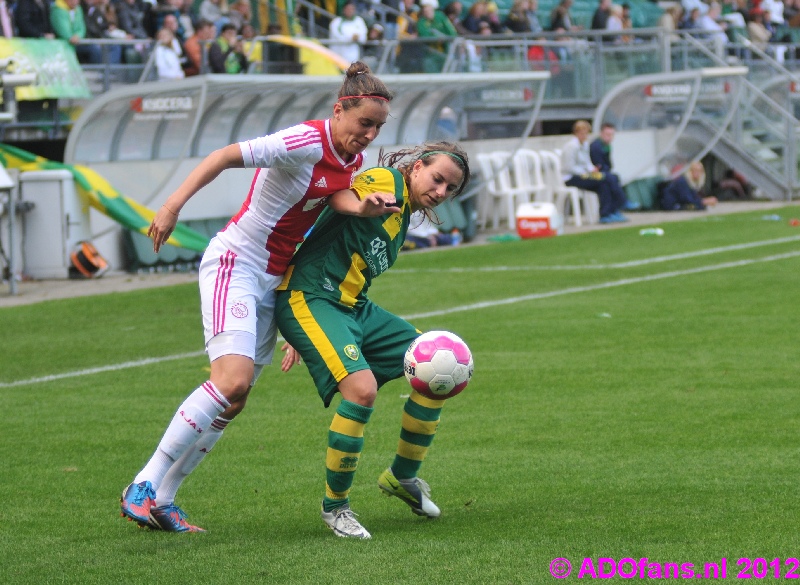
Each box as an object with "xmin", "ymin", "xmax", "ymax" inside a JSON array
[
  {"xmin": 0, "ymin": 351, "xmax": 205, "ymax": 388},
  {"xmin": 402, "ymin": 250, "xmax": 800, "ymax": 320},
  {"xmin": 391, "ymin": 235, "xmax": 800, "ymax": 273},
  {"xmin": 2, "ymin": 248, "xmax": 800, "ymax": 389}
]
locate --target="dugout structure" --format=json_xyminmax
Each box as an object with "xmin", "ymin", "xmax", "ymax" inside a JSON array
[{"xmin": 64, "ymin": 72, "xmax": 550, "ymax": 270}]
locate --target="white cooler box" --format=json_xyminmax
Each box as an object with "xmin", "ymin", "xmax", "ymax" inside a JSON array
[{"xmin": 515, "ymin": 202, "xmax": 563, "ymax": 239}]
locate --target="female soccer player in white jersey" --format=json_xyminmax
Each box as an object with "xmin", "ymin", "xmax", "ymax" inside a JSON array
[
  {"xmin": 120, "ymin": 62, "xmax": 397, "ymax": 533},
  {"xmin": 275, "ymin": 142, "xmax": 471, "ymax": 538}
]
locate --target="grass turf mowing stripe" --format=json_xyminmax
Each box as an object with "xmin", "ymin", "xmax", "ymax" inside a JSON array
[{"xmin": 2, "ymin": 248, "xmax": 798, "ymax": 389}]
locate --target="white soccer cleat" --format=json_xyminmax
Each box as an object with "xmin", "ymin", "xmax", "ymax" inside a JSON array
[
  {"xmin": 321, "ymin": 504, "xmax": 372, "ymax": 539},
  {"xmin": 377, "ymin": 467, "xmax": 441, "ymax": 518}
]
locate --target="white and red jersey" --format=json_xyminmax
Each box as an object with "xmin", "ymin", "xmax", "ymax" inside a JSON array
[{"xmin": 215, "ymin": 119, "xmax": 365, "ymax": 276}]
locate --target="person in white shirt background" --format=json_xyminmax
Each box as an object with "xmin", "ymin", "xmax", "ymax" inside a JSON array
[
  {"xmin": 329, "ymin": 1, "xmax": 368, "ymax": 64},
  {"xmin": 154, "ymin": 27, "xmax": 185, "ymax": 80}
]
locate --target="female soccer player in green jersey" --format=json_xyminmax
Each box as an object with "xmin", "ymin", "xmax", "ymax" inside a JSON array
[{"xmin": 274, "ymin": 141, "xmax": 470, "ymax": 539}]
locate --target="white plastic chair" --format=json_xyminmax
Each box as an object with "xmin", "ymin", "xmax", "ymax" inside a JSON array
[
  {"xmin": 538, "ymin": 150, "xmax": 599, "ymax": 226},
  {"xmin": 511, "ymin": 149, "xmax": 549, "ymax": 204},
  {"xmin": 476, "ymin": 151, "xmax": 528, "ymax": 229}
]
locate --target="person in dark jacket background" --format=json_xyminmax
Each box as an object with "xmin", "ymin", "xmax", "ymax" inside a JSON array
[
  {"xmin": 660, "ymin": 161, "xmax": 719, "ymax": 210},
  {"xmin": 15, "ymin": 0, "xmax": 55, "ymax": 38}
]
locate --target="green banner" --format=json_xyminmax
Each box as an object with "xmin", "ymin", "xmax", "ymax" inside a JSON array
[{"xmin": 0, "ymin": 38, "xmax": 90, "ymax": 100}]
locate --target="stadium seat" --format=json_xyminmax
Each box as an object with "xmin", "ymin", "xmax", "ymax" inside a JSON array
[
  {"xmin": 538, "ymin": 150, "xmax": 598, "ymax": 226},
  {"xmin": 511, "ymin": 149, "xmax": 549, "ymax": 204},
  {"xmin": 476, "ymin": 151, "xmax": 539, "ymax": 229}
]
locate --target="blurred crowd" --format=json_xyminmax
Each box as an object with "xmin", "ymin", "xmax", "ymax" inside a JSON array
[{"xmin": 2, "ymin": 0, "xmax": 800, "ymax": 79}]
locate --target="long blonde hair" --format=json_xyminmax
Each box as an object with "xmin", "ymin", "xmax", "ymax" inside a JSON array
[{"xmin": 685, "ymin": 161, "xmax": 706, "ymax": 191}]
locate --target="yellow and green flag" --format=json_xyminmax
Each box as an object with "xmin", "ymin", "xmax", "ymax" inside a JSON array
[{"xmin": 0, "ymin": 143, "xmax": 210, "ymax": 252}]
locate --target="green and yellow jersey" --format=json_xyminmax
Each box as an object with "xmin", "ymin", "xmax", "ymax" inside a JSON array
[{"xmin": 277, "ymin": 167, "xmax": 410, "ymax": 308}]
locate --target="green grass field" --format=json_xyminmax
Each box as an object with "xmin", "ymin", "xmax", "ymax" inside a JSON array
[{"xmin": 2, "ymin": 206, "xmax": 800, "ymax": 584}]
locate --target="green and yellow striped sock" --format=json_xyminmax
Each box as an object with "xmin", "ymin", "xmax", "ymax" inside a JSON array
[
  {"xmin": 323, "ymin": 399, "xmax": 373, "ymax": 513},
  {"xmin": 391, "ymin": 391, "xmax": 445, "ymax": 480}
]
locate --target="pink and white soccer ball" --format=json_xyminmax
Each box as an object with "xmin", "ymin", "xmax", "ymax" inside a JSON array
[{"xmin": 404, "ymin": 330, "xmax": 474, "ymax": 399}]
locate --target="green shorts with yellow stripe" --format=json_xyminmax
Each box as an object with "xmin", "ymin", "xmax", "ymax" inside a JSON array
[{"xmin": 275, "ymin": 290, "xmax": 420, "ymax": 407}]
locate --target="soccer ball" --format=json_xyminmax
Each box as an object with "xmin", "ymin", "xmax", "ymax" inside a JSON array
[{"xmin": 404, "ymin": 330, "xmax": 474, "ymax": 400}]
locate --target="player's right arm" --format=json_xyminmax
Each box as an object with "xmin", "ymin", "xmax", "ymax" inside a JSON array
[
  {"xmin": 148, "ymin": 143, "xmax": 244, "ymax": 252},
  {"xmin": 328, "ymin": 188, "xmax": 401, "ymax": 217}
]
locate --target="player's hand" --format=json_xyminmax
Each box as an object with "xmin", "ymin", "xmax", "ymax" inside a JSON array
[
  {"xmin": 359, "ymin": 192, "xmax": 401, "ymax": 216},
  {"xmin": 147, "ymin": 205, "xmax": 180, "ymax": 253},
  {"xmin": 280, "ymin": 342, "xmax": 302, "ymax": 372}
]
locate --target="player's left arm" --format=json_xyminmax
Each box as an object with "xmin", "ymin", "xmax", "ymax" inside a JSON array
[{"xmin": 328, "ymin": 188, "xmax": 401, "ymax": 217}]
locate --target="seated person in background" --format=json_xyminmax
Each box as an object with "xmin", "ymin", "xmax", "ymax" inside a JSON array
[
  {"xmin": 328, "ymin": 1, "xmax": 368, "ymax": 64},
  {"xmin": 84, "ymin": 0, "xmax": 125, "ymax": 64},
  {"xmin": 115, "ymin": 0, "xmax": 150, "ymax": 40},
  {"xmin": 154, "ymin": 27, "xmax": 185, "ymax": 79},
  {"xmin": 51, "ymin": 0, "xmax": 103, "ymax": 64},
  {"xmin": 15, "ymin": 0, "xmax": 55, "ymax": 39},
  {"xmin": 589, "ymin": 122, "xmax": 639, "ymax": 210},
  {"xmin": 183, "ymin": 18, "xmax": 216, "ymax": 75},
  {"xmin": 660, "ymin": 161, "xmax": 718, "ymax": 210},
  {"xmin": 561, "ymin": 120, "xmax": 629, "ymax": 223},
  {"xmin": 403, "ymin": 210, "xmax": 460, "ymax": 249},
  {"xmin": 208, "ymin": 22, "xmax": 248, "ymax": 73}
]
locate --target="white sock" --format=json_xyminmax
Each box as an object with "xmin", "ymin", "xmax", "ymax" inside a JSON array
[
  {"xmin": 133, "ymin": 382, "xmax": 230, "ymax": 490},
  {"xmin": 155, "ymin": 416, "xmax": 230, "ymax": 507}
]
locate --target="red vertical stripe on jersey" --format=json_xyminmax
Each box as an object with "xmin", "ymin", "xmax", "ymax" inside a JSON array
[{"xmin": 213, "ymin": 251, "xmax": 235, "ymax": 335}]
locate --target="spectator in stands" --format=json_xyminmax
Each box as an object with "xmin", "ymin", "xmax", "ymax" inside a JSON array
[
  {"xmin": 14, "ymin": 0, "xmax": 55, "ymax": 38},
  {"xmin": 658, "ymin": 5, "xmax": 683, "ymax": 40},
  {"xmin": 403, "ymin": 210, "xmax": 460, "ymax": 249},
  {"xmin": 116, "ymin": 0, "xmax": 150, "ymax": 39},
  {"xmin": 84, "ymin": 0, "xmax": 124, "ymax": 63},
  {"xmin": 175, "ymin": 0, "xmax": 194, "ymax": 38},
  {"xmin": 199, "ymin": 0, "xmax": 230, "ymax": 33},
  {"xmin": 760, "ymin": 0, "xmax": 785, "ymax": 26},
  {"xmin": 227, "ymin": 0, "xmax": 252, "ymax": 32},
  {"xmin": 561, "ymin": 120, "xmax": 629, "ymax": 223},
  {"xmin": 154, "ymin": 26, "xmax": 185, "ymax": 79},
  {"xmin": 328, "ymin": 1, "xmax": 368, "ymax": 64},
  {"xmin": 381, "ymin": 0, "xmax": 402, "ymax": 40},
  {"xmin": 590, "ymin": 122, "xmax": 640, "ymax": 210},
  {"xmin": 485, "ymin": 1, "xmax": 504, "ymax": 32},
  {"xmin": 397, "ymin": 0, "xmax": 424, "ymax": 72},
  {"xmin": 417, "ymin": 0, "xmax": 457, "ymax": 72},
  {"xmin": 591, "ymin": 0, "xmax": 611, "ymax": 31},
  {"xmin": 660, "ymin": 161, "xmax": 718, "ymax": 211},
  {"xmin": 697, "ymin": 2, "xmax": 728, "ymax": 56},
  {"xmin": 161, "ymin": 13, "xmax": 187, "ymax": 68},
  {"xmin": 681, "ymin": 0, "xmax": 708, "ymax": 18},
  {"xmin": 241, "ymin": 22, "xmax": 261, "ymax": 64},
  {"xmin": 679, "ymin": 7, "xmax": 702, "ymax": 29},
  {"xmin": 504, "ymin": 0, "xmax": 534, "ymax": 33},
  {"xmin": 462, "ymin": 0, "xmax": 489, "ymax": 33},
  {"xmin": 783, "ymin": 0, "xmax": 800, "ymax": 27},
  {"xmin": 153, "ymin": 0, "xmax": 189, "ymax": 39},
  {"xmin": 361, "ymin": 22, "xmax": 385, "ymax": 64},
  {"xmin": 605, "ymin": 3, "xmax": 624, "ymax": 40},
  {"xmin": 720, "ymin": 0, "xmax": 746, "ymax": 28},
  {"xmin": 51, "ymin": 0, "xmax": 103, "ymax": 64},
  {"xmin": 208, "ymin": 22, "xmax": 248, "ymax": 73},
  {"xmin": 526, "ymin": 0, "xmax": 544, "ymax": 34},
  {"xmin": 747, "ymin": 8, "xmax": 772, "ymax": 49},
  {"xmin": 549, "ymin": 0, "xmax": 581, "ymax": 32},
  {"xmin": 444, "ymin": 1, "xmax": 470, "ymax": 35},
  {"xmin": 620, "ymin": 3, "xmax": 634, "ymax": 39},
  {"xmin": 183, "ymin": 18, "xmax": 215, "ymax": 75}
]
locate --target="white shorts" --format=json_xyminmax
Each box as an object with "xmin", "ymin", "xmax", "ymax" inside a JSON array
[{"xmin": 199, "ymin": 237, "xmax": 284, "ymax": 366}]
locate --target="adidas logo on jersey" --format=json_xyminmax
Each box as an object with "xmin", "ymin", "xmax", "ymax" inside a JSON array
[{"xmin": 315, "ymin": 177, "xmax": 328, "ymax": 188}]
